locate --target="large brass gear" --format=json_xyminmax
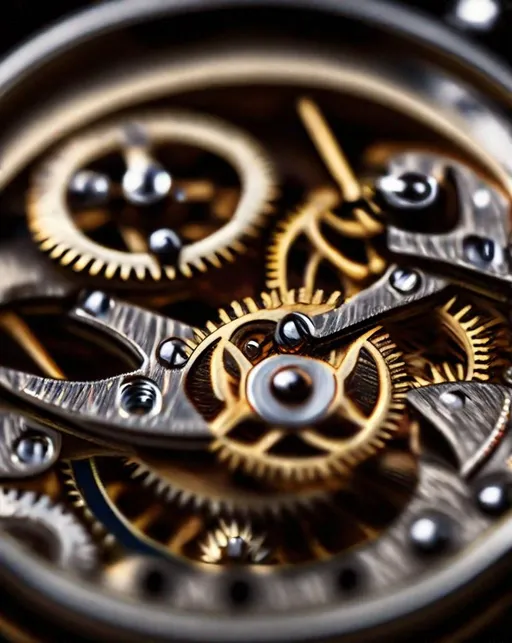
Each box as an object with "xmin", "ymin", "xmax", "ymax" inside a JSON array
[
  {"xmin": 125, "ymin": 454, "xmax": 335, "ymax": 516},
  {"xmin": 183, "ymin": 289, "xmax": 409, "ymax": 482},
  {"xmin": 28, "ymin": 110, "xmax": 277, "ymax": 283}
]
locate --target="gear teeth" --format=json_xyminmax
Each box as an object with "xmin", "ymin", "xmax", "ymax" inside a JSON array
[
  {"xmin": 198, "ymin": 520, "xmax": 269, "ymax": 564},
  {"xmin": 0, "ymin": 483, "xmax": 98, "ymax": 573},
  {"xmin": 188, "ymin": 288, "xmax": 342, "ymax": 351},
  {"xmin": 414, "ymin": 297, "xmax": 507, "ymax": 386},
  {"xmin": 125, "ymin": 458, "xmax": 330, "ymax": 516},
  {"xmin": 186, "ymin": 290, "xmax": 405, "ymax": 483},
  {"xmin": 60, "ymin": 462, "xmax": 116, "ymax": 553},
  {"xmin": 29, "ymin": 112, "xmax": 278, "ymax": 285}
]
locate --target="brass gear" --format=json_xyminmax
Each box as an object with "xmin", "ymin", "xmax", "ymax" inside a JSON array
[
  {"xmin": 126, "ymin": 455, "xmax": 335, "ymax": 516},
  {"xmin": 197, "ymin": 520, "xmax": 270, "ymax": 565},
  {"xmin": 394, "ymin": 297, "xmax": 508, "ymax": 387},
  {"xmin": 28, "ymin": 110, "xmax": 277, "ymax": 283},
  {"xmin": 266, "ymin": 187, "xmax": 386, "ymax": 300},
  {"xmin": 183, "ymin": 289, "xmax": 409, "ymax": 482}
]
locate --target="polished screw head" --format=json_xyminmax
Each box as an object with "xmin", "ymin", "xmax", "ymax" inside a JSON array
[
  {"xmin": 476, "ymin": 477, "xmax": 512, "ymax": 516},
  {"xmin": 274, "ymin": 312, "xmax": 314, "ymax": 351},
  {"xmin": 122, "ymin": 162, "xmax": 172, "ymax": 206},
  {"xmin": 79, "ymin": 291, "xmax": 111, "ymax": 317},
  {"xmin": 409, "ymin": 512, "xmax": 453, "ymax": 554},
  {"xmin": 389, "ymin": 268, "xmax": 420, "ymax": 294},
  {"xmin": 463, "ymin": 235, "xmax": 496, "ymax": 267},
  {"xmin": 439, "ymin": 390, "xmax": 466, "ymax": 411},
  {"xmin": 376, "ymin": 172, "xmax": 438, "ymax": 210},
  {"xmin": 68, "ymin": 170, "xmax": 111, "ymax": 207},
  {"xmin": 148, "ymin": 228, "xmax": 183, "ymax": 265},
  {"xmin": 13, "ymin": 433, "xmax": 55, "ymax": 468},
  {"xmin": 226, "ymin": 537, "xmax": 248, "ymax": 560},
  {"xmin": 243, "ymin": 339, "xmax": 262, "ymax": 360},
  {"xmin": 270, "ymin": 366, "xmax": 313, "ymax": 405},
  {"xmin": 157, "ymin": 338, "xmax": 189, "ymax": 369},
  {"xmin": 450, "ymin": 0, "xmax": 500, "ymax": 31}
]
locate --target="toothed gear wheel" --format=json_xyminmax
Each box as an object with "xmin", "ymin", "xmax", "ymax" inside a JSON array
[
  {"xmin": 394, "ymin": 297, "xmax": 509, "ymax": 387},
  {"xmin": 198, "ymin": 521, "xmax": 269, "ymax": 564},
  {"xmin": 126, "ymin": 456, "xmax": 333, "ymax": 516},
  {"xmin": 266, "ymin": 187, "xmax": 386, "ymax": 300},
  {"xmin": 28, "ymin": 110, "xmax": 276, "ymax": 283},
  {"xmin": 0, "ymin": 487, "xmax": 97, "ymax": 572},
  {"xmin": 183, "ymin": 289, "xmax": 409, "ymax": 481}
]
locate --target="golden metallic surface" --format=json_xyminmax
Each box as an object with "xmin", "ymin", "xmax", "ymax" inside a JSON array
[
  {"xmin": 0, "ymin": 312, "xmax": 65, "ymax": 381},
  {"xmin": 2, "ymin": 28, "xmax": 512, "ymax": 637},
  {"xmin": 28, "ymin": 111, "xmax": 277, "ymax": 283},
  {"xmin": 198, "ymin": 521, "xmax": 269, "ymax": 565},
  {"xmin": 267, "ymin": 97, "xmax": 386, "ymax": 299},
  {"xmin": 127, "ymin": 455, "xmax": 334, "ymax": 516},
  {"xmin": 266, "ymin": 188, "xmax": 386, "ymax": 299},
  {"xmin": 2, "ymin": 51, "xmax": 511, "ymax": 196},
  {"xmin": 297, "ymin": 98, "xmax": 363, "ymax": 204},
  {"xmin": 185, "ymin": 290, "xmax": 408, "ymax": 481},
  {"xmin": 392, "ymin": 297, "xmax": 508, "ymax": 387}
]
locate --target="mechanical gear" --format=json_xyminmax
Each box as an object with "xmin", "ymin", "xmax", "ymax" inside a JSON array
[
  {"xmin": 0, "ymin": 487, "xmax": 97, "ymax": 573},
  {"xmin": 394, "ymin": 297, "xmax": 508, "ymax": 387},
  {"xmin": 198, "ymin": 520, "xmax": 269, "ymax": 564},
  {"xmin": 127, "ymin": 456, "xmax": 333, "ymax": 516},
  {"xmin": 266, "ymin": 186, "xmax": 386, "ymax": 300},
  {"xmin": 184, "ymin": 289, "xmax": 409, "ymax": 481},
  {"xmin": 28, "ymin": 111, "xmax": 277, "ymax": 283}
]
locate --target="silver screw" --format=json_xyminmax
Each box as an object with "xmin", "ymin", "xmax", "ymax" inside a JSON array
[
  {"xmin": 227, "ymin": 537, "xmax": 246, "ymax": 560},
  {"xmin": 79, "ymin": 291, "xmax": 111, "ymax": 318},
  {"xmin": 503, "ymin": 367, "xmax": 512, "ymax": 386},
  {"xmin": 389, "ymin": 268, "xmax": 420, "ymax": 294},
  {"xmin": 409, "ymin": 512, "xmax": 452, "ymax": 554},
  {"xmin": 157, "ymin": 338, "xmax": 189, "ymax": 369},
  {"xmin": 472, "ymin": 189, "xmax": 491, "ymax": 209},
  {"xmin": 69, "ymin": 170, "xmax": 111, "ymax": 207},
  {"xmin": 439, "ymin": 390, "xmax": 466, "ymax": 411},
  {"xmin": 13, "ymin": 433, "xmax": 55, "ymax": 468},
  {"xmin": 122, "ymin": 160, "xmax": 172, "ymax": 206}
]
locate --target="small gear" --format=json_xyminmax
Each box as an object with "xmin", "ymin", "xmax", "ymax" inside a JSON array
[
  {"xmin": 0, "ymin": 487, "xmax": 97, "ymax": 573},
  {"xmin": 28, "ymin": 111, "xmax": 276, "ymax": 284},
  {"xmin": 266, "ymin": 187, "xmax": 386, "ymax": 300},
  {"xmin": 398, "ymin": 297, "xmax": 508, "ymax": 387},
  {"xmin": 197, "ymin": 520, "xmax": 270, "ymax": 565},
  {"xmin": 183, "ymin": 289, "xmax": 409, "ymax": 482}
]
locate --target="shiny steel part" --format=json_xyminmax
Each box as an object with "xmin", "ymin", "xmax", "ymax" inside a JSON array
[
  {"xmin": 246, "ymin": 355, "xmax": 337, "ymax": 427},
  {"xmin": 0, "ymin": 295, "xmax": 210, "ymax": 444},
  {"xmin": 0, "ymin": 413, "xmax": 61, "ymax": 478},
  {"xmin": 386, "ymin": 152, "xmax": 512, "ymax": 286},
  {"xmin": 198, "ymin": 521, "xmax": 270, "ymax": 564},
  {"xmin": 0, "ymin": 488, "xmax": 97, "ymax": 573},
  {"xmin": 408, "ymin": 381, "xmax": 512, "ymax": 478},
  {"xmin": 29, "ymin": 111, "xmax": 276, "ymax": 284},
  {"xmin": 309, "ymin": 266, "xmax": 447, "ymax": 343}
]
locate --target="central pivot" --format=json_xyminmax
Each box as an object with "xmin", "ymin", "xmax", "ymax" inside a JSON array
[
  {"xmin": 246, "ymin": 355, "xmax": 337, "ymax": 427},
  {"xmin": 270, "ymin": 367, "xmax": 313, "ymax": 405}
]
